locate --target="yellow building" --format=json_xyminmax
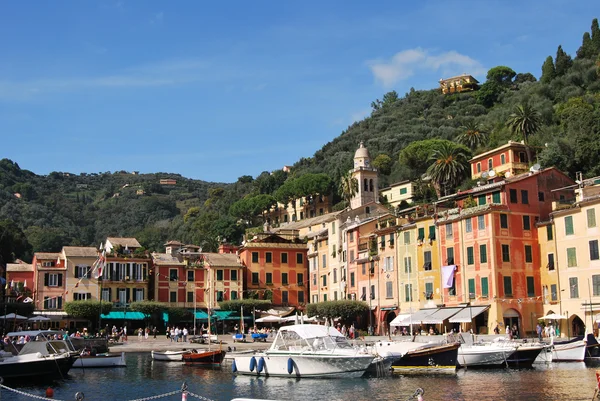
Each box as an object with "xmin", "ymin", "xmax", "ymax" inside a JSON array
[
  {"xmin": 551, "ymin": 181, "xmax": 600, "ymax": 337},
  {"xmin": 439, "ymin": 74, "xmax": 479, "ymax": 94},
  {"xmin": 61, "ymin": 246, "xmax": 101, "ymax": 302},
  {"xmin": 537, "ymin": 221, "xmax": 561, "ymax": 321},
  {"xmin": 414, "ymin": 214, "xmax": 442, "ymax": 309},
  {"xmin": 380, "ymin": 180, "xmax": 415, "ymax": 209},
  {"xmin": 397, "ymin": 221, "xmax": 419, "ymax": 330}
]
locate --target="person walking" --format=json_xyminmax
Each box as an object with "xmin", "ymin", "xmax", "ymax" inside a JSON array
[{"xmin": 536, "ymin": 323, "xmax": 542, "ymax": 341}]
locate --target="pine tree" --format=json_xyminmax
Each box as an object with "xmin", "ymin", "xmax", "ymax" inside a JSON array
[
  {"xmin": 577, "ymin": 32, "xmax": 595, "ymax": 59},
  {"xmin": 592, "ymin": 18, "xmax": 600, "ymax": 53},
  {"xmin": 540, "ymin": 56, "xmax": 556, "ymax": 83},
  {"xmin": 555, "ymin": 45, "xmax": 573, "ymax": 76}
]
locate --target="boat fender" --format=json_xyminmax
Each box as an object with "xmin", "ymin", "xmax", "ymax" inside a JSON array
[
  {"xmin": 287, "ymin": 358, "xmax": 294, "ymax": 374},
  {"xmin": 232, "ymin": 360, "xmax": 237, "ymax": 373},
  {"xmin": 257, "ymin": 357, "xmax": 265, "ymax": 373},
  {"xmin": 249, "ymin": 356, "xmax": 256, "ymax": 372}
]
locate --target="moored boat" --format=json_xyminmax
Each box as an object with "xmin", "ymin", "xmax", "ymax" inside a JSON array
[
  {"xmin": 151, "ymin": 349, "xmax": 193, "ymax": 361},
  {"xmin": 457, "ymin": 342, "xmax": 517, "ymax": 368},
  {"xmin": 374, "ymin": 340, "xmax": 459, "ymax": 373},
  {"xmin": 182, "ymin": 349, "xmax": 226, "ymax": 366},
  {"xmin": 552, "ymin": 337, "xmax": 587, "ymax": 362},
  {"xmin": 72, "ymin": 352, "xmax": 126, "ymax": 368},
  {"xmin": 232, "ymin": 324, "xmax": 375, "ymax": 378},
  {"xmin": 506, "ymin": 343, "xmax": 546, "ymax": 367}
]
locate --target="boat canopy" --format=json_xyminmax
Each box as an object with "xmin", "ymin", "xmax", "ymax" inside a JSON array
[
  {"xmin": 449, "ymin": 306, "xmax": 490, "ymax": 323},
  {"xmin": 278, "ymin": 324, "xmax": 344, "ymax": 339}
]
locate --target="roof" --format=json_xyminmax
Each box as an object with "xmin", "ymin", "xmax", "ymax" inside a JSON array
[
  {"xmin": 164, "ymin": 240, "xmax": 183, "ymax": 246},
  {"xmin": 106, "ymin": 237, "xmax": 141, "ymax": 248},
  {"xmin": 151, "ymin": 252, "xmax": 185, "ymax": 266},
  {"xmin": 275, "ymin": 212, "xmax": 339, "ymax": 231},
  {"xmin": 6, "ymin": 263, "xmax": 33, "ymax": 272},
  {"xmin": 62, "ymin": 246, "xmax": 99, "ymax": 258},
  {"xmin": 34, "ymin": 252, "xmax": 61, "ymax": 260},
  {"xmin": 439, "ymin": 74, "xmax": 479, "ymax": 83},
  {"xmin": 354, "ymin": 141, "xmax": 370, "ymax": 159},
  {"xmin": 203, "ymin": 253, "xmax": 242, "ymax": 268},
  {"xmin": 380, "ymin": 180, "xmax": 412, "ymax": 191}
]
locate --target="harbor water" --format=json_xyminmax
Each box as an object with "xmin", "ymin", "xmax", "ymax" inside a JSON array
[{"xmin": 3, "ymin": 353, "xmax": 600, "ymax": 401}]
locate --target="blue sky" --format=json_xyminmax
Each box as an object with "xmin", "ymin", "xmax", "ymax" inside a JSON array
[{"xmin": 0, "ymin": 1, "xmax": 596, "ymax": 183}]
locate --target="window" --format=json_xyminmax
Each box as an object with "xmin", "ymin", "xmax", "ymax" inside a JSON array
[
  {"xmin": 349, "ymin": 231, "xmax": 354, "ymax": 242},
  {"xmin": 404, "ymin": 284, "xmax": 413, "ymax": 302},
  {"xmin": 477, "ymin": 162, "xmax": 481, "ymax": 173},
  {"xmin": 281, "ymin": 291, "xmax": 288, "ymax": 304},
  {"xmin": 539, "ymin": 192, "xmax": 545, "ymax": 202},
  {"xmin": 44, "ymin": 296, "xmax": 62, "ymax": 309},
  {"xmin": 417, "ymin": 227, "xmax": 425, "ymax": 241},
  {"xmin": 521, "ymin": 190, "xmax": 529, "ymax": 204},
  {"xmin": 216, "ymin": 270, "xmax": 224, "ymax": 281},
  {"xmin": 404, "ymin": 257, "xmax": 412, "ymax": 273},
  {"xmin": 252, "ymin": 272, "xmax": 259, "ymax": 285},
  {"xmin": 296, "ymin": 253, "xmax": 303, "ymax": 264},
  {"xmin": 588, "ymin": 209, "xmax": 597, "ymax": 228},
  {"xmin": 386, "ymin": 281, "xmax": 393, "ymax": 298},
  {"xmin": 425, "ymin": 282, "xmax": 434, "ymax": 299},
  {"xmin": 322, "ymin": 275, "xmax": 327, "ymax": 287},
  {"xmin": 45, "ymin": 273, "xmax": 62, "ymax": 287},
  {"xmin": 567, "ymin": 247, "xmax": 577, "ymax": 267},
  {"xmin": 446, "ymin": 247, "xmax": 454, "ymax": 265},
  {"xmin": 488, "ymin": 159, "xmax": 493, "ymax": 170},
  {"xmin": 73, "ymin": 293, "xmax": 91, "ymax": 301},
  {"xmin": 322, "ymin": 254, "xmax": 327, "ymax": 268},
  {"xmin": 492, "ymin": 192, "xmax": 501, "ymax": 204},
  {"xmin": 331, "ymin": 222, "xmax": 336, "ymax": 234},
  {"xmin": 384, "ymin": 256, "xmax": 394, "ymax": 272},
  {"xmin": 565, "ymin": 216, "xmax": 574, "ymax": 235},
  {"xmin": 380, "ymin": 235, "xmax": 386, "ymax": 249},
  {"xmin": 333, "ymin": 269, "xmax": 337, "ymax": 283},
  {"xmin": 593, "ymin": 275, "xmax": 600, "ymax": 296},
  {"xmin": 282, "ymin": 273, "xmax": 288, "ymax": 285},
  {"xmin": 590, "ymin": 240, "xmax": 600, "ymax": 261},
  {"xmin": 362, "ymin": 263, "xmax": 366, "ymax": 275},
  {"xmin": 187, "ymin": 291, "xmax": 194, "ymax": 303},
  {"xmin": 187, "ymin": 270, "xmax": 194, "ymax": 282},
  {"xmin": 480, "ymin": 244, "xmax": 488, "ymax": 263},
  {"xmin": 478, "ymin": 215, "xmax": 485, "ymax": 230},
  {"xmin": 509, "ymin": 189, "xmax": 518, "ymax": 203},
  {"xmin": 429, "ymin": 225, "xmax": 436, "ymax": 240},
  {"xmin": 501, "ymin": 154, "xmax": 506, "ymax": 164},
  {"xmin": 468, "ymin": 279, "xmax": 475, "ymax": 299},
  {"xmin": 503, "ymin": 276, "xmax": 513, "ymax": 296},
  {"xmin": 266, "ymin": 252, "xmax": 272, "ymax": 263},
  {"xmin": 216, "ymin": 291, "xmax": 223, "ymax": 302},
  {"xmin": 404, "ymin": 231, "xmax": 411, "ymax": 244},
  {"xmin": 523, "ymin": 215, "xmax": 531, "ymax": 230},
  {"xmin": 465, "ymin": 218, "xmax": 472, "ymax": 233},
  {"xmin": 449, "ymin": 276, "xmax": 456, "ymax": 296},
  {"xmin": 481, "ymin": 277, "xmax": 489, "ymax": 298},
  {"xmin": 75, "ymin": 265, "xmax": 90, "ymax": 279},
  {"xmin": 312, "ymin": 274, "xmax": 317, "ymax": 286},
  {"xmin": 478, "ymin": 195, "xmax": 486, "ymax": 206},
  {"xmin": 547, "ymin": 225, "xmax": 553, "ymax": 241},
  {"xmin": 349, "ymin": 250, "xmax": 354, "ymax": 262},
  {"xmin": 527, "ymin": 276, "xmax": 535, "ymax": 297},
  {"xmin": 500, "ymin": 214, "xmax": 508, "ymax": 229},
  {"xmin": 231, "ymin": 291, "xmax": 238, "ymax": 300},
  {"xmin": 101, "ymin": 288, "xmax": 110, "ymax": 302},
  {"xmin": 231, "ymin": 270, "xmax": 238, "ymax": 281},
  {"xmin": 297, "ymin": 273, "xmax": 304, "ymax": 286},
  {"xmin": 350, "ymin": 272, "xmax": 355, "ymax": 287},
  {"xmin": 569, "ymin": 277, "xmax": 579, "ymax": 298},
  {"xmin": 502, "ymin": 244, "xmax": 510, "ymax": 262},
  {"xmin": 169, "ymin": 269, "xmax": 178, "ymax": 282},
  {"xmin": 548, "ymin": 253, "xmax": 555, "ymax": 270},
  {"xmin": 266, "ymin": 273, "xmax": 273, "ymax": 284},
  {"xmin": 423, "ymin": 251, "xmax": 432, "ymax": 270},
  {"xmin": 400, "ymin": 187, "xmax": 408, "ymax": 195},
  {"xmin": 389, "ymin": 235, "xmax": 395, "ymax": 246},
  {"xmin": 281, "ymin": 253, "xmax": 288, "ymax": 264},
  {"xmin": 467, "ymin": 247, "xmax": 474, "ymax": 265},
  {"xmin": 252, "ymin": 252, "xmax": 259, "ymax": 263},
  {"xmin": 551, "ymin": 284, "xmax": 558, "ymax": 301},
  {"xmin": 525, "ymin": 245, "xmax": 533, "ymax": 263},
  {"xmin": 170, "ymin": 291, "xmax": 177, "ymax": 303},
  {"xmin": 298, "ymin": 291, "xmax": 304, "ymax": 303},
  {"xmin": 445, "ymin": 223, "xmax": 453, "ymax": 239}
]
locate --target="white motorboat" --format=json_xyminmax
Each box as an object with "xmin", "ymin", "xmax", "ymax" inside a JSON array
[
  {"xmin": 552, "ymin": 338, "xmax": 587, "ymax": 362},
  {"xmin": 72, "ymin": 351, "xmax": 126, "ymax": 367},
  {"xmin": 232, "ymin": 324, "xmax": 375, "ymax": 378},
  {"xmin": 151, "ymin": 349, "xmax": 192, "ymax": 361},
  {"xmin": 457, "ymin": 342, "xmax": 517, "ymax": 368},
  {"xmin": 0, "ymin": 330, "xmax": 78, "ymax": 380}
]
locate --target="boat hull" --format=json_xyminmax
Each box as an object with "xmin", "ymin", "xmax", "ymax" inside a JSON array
[
  {"xmin": 552, "ymin": 340, "xmax": 586, "ymax": 362},
  {"xmin": 506, "ymin": 345, "xmax": 545, "ymax": 367},
  {"xmin": 233, "ymin": 352, "xmax": 374, "ymax": 378},
  {"xmin": 457, "ymin": 345, "xmax": 515, "ymax": 368},
  {"xmin": 72, "ymin": 352, "xmax": 126, "ymax": 368},
  {"xmin": 0, "ymin": 353, "xmax": 75, "ymax": 380},
  {"xmin": 183, "ymin": 350, "xmax": 226, "ymax": 366},
  {"xmin": 389, "ymin": 343, "xmax": 459, "ymax": 374},
  {"xmin": 151, "ymin": 350, "xmax": 191, "ymax": 361}
]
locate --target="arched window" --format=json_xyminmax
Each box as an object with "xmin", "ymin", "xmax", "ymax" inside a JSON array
[
  {"xmin": 488, "ymin": 159, "xmax": 493, "ymax": 170},
  {"xmin": 363, "ymin": 178, "xmax": 368, "ymax": 191},
  {"xmin": 500, "ymin": 154, "xmax": 506, "ymax": 165},
  {"xmin": 369, "ymin": 179, "xmax": 374, "ymax": 192}
]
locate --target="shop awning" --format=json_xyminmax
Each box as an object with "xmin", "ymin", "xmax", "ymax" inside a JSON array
[
  {"xmin": 421, "ymin": 307, "xmax": 463, "ymax": 324},
  {"xmin": 212, "ymin": 311, "xmax": 239, "ymax": 320},
  {"xmin": 194, "ymin": 311, "xmax": 210, "ymax": 320},
  {"xmin": 393, "ymin": 308, "xmax": 440, "ymax": 326},
  {"xmin": 101, "ymin": 311, "xmax": 146, "ymax": 320},
  {"xmin": 389, "ymin": 313, "xmax": 411, "ymax": 327},
  {"xmin": 449, "ymin": 306, "xmax": 490, "ymax": 323}
]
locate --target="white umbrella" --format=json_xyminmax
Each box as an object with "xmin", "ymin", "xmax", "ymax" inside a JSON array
[
  {"xmin": 255, "ymin": 315, "xmax": 284, "ymax": 323},
  {"xmin": 539, "ymin": 313, "xmax": 567, "ymax": 320},
  {"xmin": 28, "ymin": 316, "xmax": 51, "ymax": 322},
  {"xmin": 0, "ymin": 313, "xmax": 28, "ymax": 320}
]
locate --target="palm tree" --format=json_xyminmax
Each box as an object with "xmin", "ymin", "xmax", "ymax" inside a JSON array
[
  {"xmin": 506, "ymin": 103, "xmax": 542, "ymax": 164},
  {"xmin": 339, "ymin": 171, "xmax": 358, "ymax": 209},
  {"xmin": 457, "ymin": 121, "xmax": 488, "ymax": 150},
  {"xmin": 426, "ymin": 142, "xmax": 470, "ymax": 196}
]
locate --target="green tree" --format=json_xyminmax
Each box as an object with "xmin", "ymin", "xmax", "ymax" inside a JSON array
[
  {"xmin": 372, "ymin": 154, "xmax": 393, "ymax": 175},
  {"xmin": 371, "ymin": 91, "xmax": 399, "ymax": 112},
  {"xmin": 425, "ymin": 142, "xmax": 471, "ymax": 196},
  {"xmin": 541, "ymin": 56, "xmax": 556, "ymax": 83},
  {"xmin": 0, "ymin": 219, "xmax": 31, "ymax": 267},
  {"xmin": 506, "ymin": 103, "xmax": 542, "ymax": 164},
  {"xmin": 514, "ymin": 73, "xmax": 537, "ymax": 84},
  {"xmin": 555, "ymin": 45, "xmax": 573, "ymax": 76},
  {"xmin": 306, "ymin": 300, "xmax": 369, "ymax": 322},
  {"xmin": 338, "ymin": 171, "xmax": 358, "ymax": 208},
  {"xmin": 486, "ymin": 66, "xmax": 516, "ymax": 87},
  {"xmin": 456, "ymin": 121, "xmax": 488, "ymax": 150},
  {"xmin": 399, "ymin": 139, "xmax": 459, "ymax": 178},
  {"xmin": 577, "ymin": 32, "xmax": 595, "ymax": 59},
  {"xmin": 592, "ymin": 18, "xmax": 600, "ymax": 53},
  {"xmin": 218, "ymin": 299, "xmax": 272, "ymax": 313},
  {"xmin": 64, "ymin": 300, "xmax": 113, "ymax": 331},
  {"xmin": 476, "ymin": 81, "xmax": 503, "ymax": 107},
  {"xmin": 130, "ymin": 301, "xmax": 167, "ymax": 320},
  {"xmin": 24, "ymin": 226, "xmax": 69, "ymax": 253}
]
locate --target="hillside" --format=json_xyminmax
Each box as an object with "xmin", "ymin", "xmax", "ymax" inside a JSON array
[{"xmin": 1, "ymin": 18, "xmax": 599, "ymax": 263}]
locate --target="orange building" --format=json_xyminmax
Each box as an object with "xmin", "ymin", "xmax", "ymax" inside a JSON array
[
  {"xmin": 33, "ymin": 252, "xmax": 65, "ymax": 312},
  {"xmin": 470, "ymin": 140, "xmax": 534, "ymax": 180},
  {"xmin": 238, "ymin": 229, "xmax": 308, "ymax": 308}
]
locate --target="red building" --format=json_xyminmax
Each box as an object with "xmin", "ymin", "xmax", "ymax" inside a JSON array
[{"xmin": 238, "ymin": 229, "xmax": 308, "ymax": 308}]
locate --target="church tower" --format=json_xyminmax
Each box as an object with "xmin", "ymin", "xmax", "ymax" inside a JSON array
[{"xmin": 350, "ymin": 141, "xmax": 379, "ymax": 209}]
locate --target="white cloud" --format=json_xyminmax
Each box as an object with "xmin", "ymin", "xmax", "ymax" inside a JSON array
[{"xmin": 368, "ymin": 48, "xmax": 485, "ymax": 87}]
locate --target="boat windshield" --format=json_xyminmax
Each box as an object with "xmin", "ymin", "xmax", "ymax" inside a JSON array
[{"xmin": 271, "ymin": 330, "xmax": 353, "ymax": 351}]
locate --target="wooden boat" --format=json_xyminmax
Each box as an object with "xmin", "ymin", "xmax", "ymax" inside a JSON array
[
  {"xmin": 182, "ymin": 349, "xmax": 226, "ymax": 366},
  {"xmin": 552, "ymin": 337, "xmax": 587, "ymax": 362},
  {"xmin": 151, "ymin": 350, "xmax": 192, "ymax": 361},
  {"xmin": 72, "ymin": 352, "xmax": 126, "ymax": 368}
]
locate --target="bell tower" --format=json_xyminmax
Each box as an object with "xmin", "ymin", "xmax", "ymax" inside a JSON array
[{"xmin": 350, "ymin": 141, "xmax": 379, "ymax": 209}]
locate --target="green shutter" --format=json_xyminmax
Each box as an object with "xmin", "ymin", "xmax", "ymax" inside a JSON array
[
  {"xmin": 588, "ymin": 209, "xmax": 597, "ymax": 228},
  {"xmin": 478, "ymin": 195, "xmax": 486, "ymax": 205},
  {"xmin": 467, "ymin": 247, "xmax": 474, "ymax": 265},
  {"xmin": 468, "ymin": 278, "xmax": 475, "ymax": 299},
  {"xmin": 481, "ymin": 277, "xmax": 489, "ymax": 297},
  {"xmin": 567, "ymin": 247, "xmax": 577, "ymax": 267},
  {"xmin": 527, "ymin": 276, "xmax": 535, "ymax": 297},
  {"xmin": 492, "ymin": 192, "xmax": 501, "ymax": 204},
  {"xmin": 480, "ymin": 244, "xmax": 487, "ymax": 263},
  {"xmin": 547, "ymin": 225, "xmax": 553, "ymax": 241},
  {"xmin": 418, "ymin": 228, "xmax": 425, "ymax": 241},
  {"xmin": 428, "ymin": 225, "xmax": 436, "ymax": 240},
  {"xmin": 565, "ymin": 216, "xmax": 574, "ymax": 235}
]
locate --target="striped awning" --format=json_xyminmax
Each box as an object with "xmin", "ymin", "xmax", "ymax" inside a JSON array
[
  {"xmin": 449, "ymin": 306, "xmax": 490, "ymax": 323},
  {"xmin": 421, "ymin": 307, "xmax": 463, "ymax": 324}
]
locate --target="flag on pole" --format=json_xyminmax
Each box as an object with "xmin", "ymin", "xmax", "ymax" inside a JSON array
[{"xmin": 93, "ymin": 250, "xmax": 106, "ymax": 279}]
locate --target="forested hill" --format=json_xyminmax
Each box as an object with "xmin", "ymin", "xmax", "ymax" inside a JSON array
[{"xmin": 1, "ymin": 18, "xmax": 599, "ymax": 263}]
